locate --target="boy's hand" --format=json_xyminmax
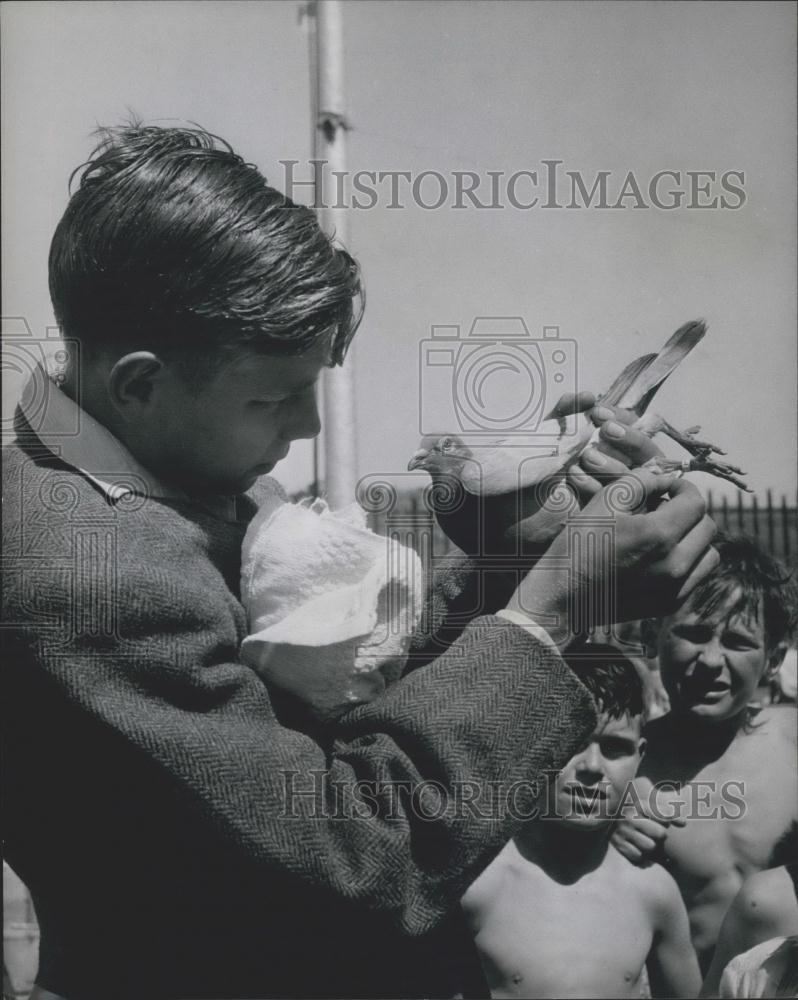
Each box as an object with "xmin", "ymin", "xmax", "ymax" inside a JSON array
[
  {"xmin": 507, "ymin": 472, "xmax": 717, "ymax": 648},
  {"xmin": 611, "ymin": 784, "xmax": 687, "ymax": 863},
  {"xmin": 569, "ymin": 404, "xmax": 664, "ymax": 503}
]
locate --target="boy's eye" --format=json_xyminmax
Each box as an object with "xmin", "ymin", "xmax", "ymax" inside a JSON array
[
  {"xmin": 600, "ymin": 738, "xmax": 636, "ymax": 759},
  {"xmin": 673, "ymin": 625, "xmax": 714, "ymax": 644},
  {"xmin": 722, "ymin": 633, "xmax": 760, "ymax": 651}
]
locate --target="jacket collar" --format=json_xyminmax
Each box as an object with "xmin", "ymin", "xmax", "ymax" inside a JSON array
[
  {"xmin": 18, "ymin": 364, "xmax": 186, "ymax": 503},
  {"xmin": 17, "ymin": 365, "xmax": 237, "ymax": 519}
]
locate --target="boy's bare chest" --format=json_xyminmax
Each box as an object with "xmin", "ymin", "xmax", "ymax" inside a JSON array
[
  {"xmin": 646, "ymin": 730, "xmax": 796, "ymax": 877},
  {"xmin": 464, "ymin": 862, "xmax": 652, "ymax": 998}
]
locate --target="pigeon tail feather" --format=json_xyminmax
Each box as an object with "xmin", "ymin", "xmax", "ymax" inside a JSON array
[{"xmin": 610, "ymin": 319, "xmax": 707, "ymax": 415}]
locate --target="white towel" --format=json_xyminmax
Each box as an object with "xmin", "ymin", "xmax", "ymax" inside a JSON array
[{"xmin": 240, "ymin": 495, "xmax": 424, "ymax": 720}]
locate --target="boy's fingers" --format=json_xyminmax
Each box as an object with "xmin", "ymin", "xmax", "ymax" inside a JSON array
[
  {"xmin": 649, "ymin": 790, "xmax": 688, "ymax": 827},
  {"xmin": 589, "ymin": 442, "xmax": 634, "ymax": 468},
  {"xmin": 579, "ymin": 446, "xmax": 630, "ymax": 479},
  {"xmin": 612, "ymin": 839, "xmax": 642, "ymax": 863},
  {"xmin": 576, "ymin": 447, "xmax": 671, "ymax": 502},
  {"xmin": 629, "ymin": 816, "xmax": 670, "ymax": 841},
  {"xmin": 590, "ymin": 404, "xmax": 638, "ymax": 427},
  {"xmin": 570, "ymin": 448, "xmax": 639, "ymax": 500},
  {"xmin": 566, "ymin": 464, "xmax": 603, "ymax": 502},
  {"xmin": 618, "ymin": 825, "xmax": 661, "ymax": 855},
  {"xmin": 597, "ymin": 420, "xmax": 663, "ymax": 467},
  {"xmin": 660, "ymin": 513, "xmax": 717, "ymax": 577},
  {"xmin": 589, "ymin": 469, "xmax": 679, "ymax": 516},
  {"xmin": 665, "ymin": 814, "xmax": 687, "ymax": 829},
  {"xmin": 676, "ymin": 540, "xmax": 720, "ymax": 602},
  {"xmin": 647, "ymin": 476, "xmax": 709, "ymax": 539},
  {"xmin": 666, "ymin": 474, "xmax": 707, "ymax": 502}
]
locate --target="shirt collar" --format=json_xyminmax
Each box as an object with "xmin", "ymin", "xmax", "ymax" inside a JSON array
[{"xmin": 19, "ymin": 365, "xmax": 237, "ymax": 519}]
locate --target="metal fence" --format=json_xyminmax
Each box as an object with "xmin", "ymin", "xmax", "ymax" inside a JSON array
[
  {"xmin": 367, "ymin": 487, "xmax": 797, "ymax": 570},
  {"xmin": 706, "ymin": 490, "xmax": 797, "ymax": 570}
]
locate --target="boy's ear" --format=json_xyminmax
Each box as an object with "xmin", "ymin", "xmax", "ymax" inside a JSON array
[
  {"xmin": 637, "ymin": 736, "xmax": 647, "ymax": 759},
  {"xmin": 108, "ymin": 352, "xmax": 165, "ymax": 413},
  {"xmin": 763, "ymin": 642, "xmax": 788, "ymax": 682},
  {"xmin": 640, "ymin": 618, "xmax": 660, "ymax": 659}
]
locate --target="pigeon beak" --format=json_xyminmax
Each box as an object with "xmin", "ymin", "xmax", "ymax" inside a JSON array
[{"xmin": 407, "ymin": 449, "xmax": 429, "ymax": 472}]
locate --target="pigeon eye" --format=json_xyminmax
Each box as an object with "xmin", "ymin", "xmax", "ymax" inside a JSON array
[{"xmin": 441, "ymin": 437, "xmax": 454, "ymax": 452}]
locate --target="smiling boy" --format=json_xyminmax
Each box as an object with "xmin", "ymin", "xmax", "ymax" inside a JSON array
[
  {"xmin": 613, "ymin": 534, "xmax": 798, "ymax": 974},
  {"xmin": 461, "ymin": 647, "xmax": 701, "ymax": 999}
]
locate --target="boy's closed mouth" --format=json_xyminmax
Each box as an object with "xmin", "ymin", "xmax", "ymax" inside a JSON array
[
  {"xmin": 253, "ymin": 447, "xmax": 290, "ymax": 473},
  {"xmin": 565, "ymin": 785, "xmax": 607, "ymax": 801}
]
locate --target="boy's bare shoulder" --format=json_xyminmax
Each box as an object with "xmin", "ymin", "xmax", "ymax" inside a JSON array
[
  {"xmin": 735, "ymin": 865, "xmax": 793, "ymax": 913},
  {"xmin": 462, "ymin": 839, "xmax": 527, "ymax": 909},
  {"xmin": 752, "ymin": 704, "xmax": 797, "ymax": 745},
  {"xmin": 608, "ymin": 843, "xmax": 682, "ymax": 914}
]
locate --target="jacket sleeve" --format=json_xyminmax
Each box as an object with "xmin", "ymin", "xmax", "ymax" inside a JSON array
[
  {"xmin": 4, "ymin": 496, "xmax": 595, "ymax": 936},
  {"xmin": 407, "ymin": 550, "xmax": 521, "ymax": 671}
]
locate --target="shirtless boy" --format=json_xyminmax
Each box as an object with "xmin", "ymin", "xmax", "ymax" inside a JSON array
[
  {"xmin": 701, "ymin": 822, "xmax": 798, "ymax": 996},
  {"xmin": 613, "ymin": 534, "xmax": 798, "ymax": 974},
  {"xmin": 461, "ymin": 647, "xmax": 700, "ymax": 999}
]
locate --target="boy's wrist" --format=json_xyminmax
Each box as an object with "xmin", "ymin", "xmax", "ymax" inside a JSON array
[
  {"xmin": 501, "ymin": 580, "xmax": 573, "ymax": 653},
  {"xmin": 495, "ymin": 609, "xmax": 564, "ymax": 655}
]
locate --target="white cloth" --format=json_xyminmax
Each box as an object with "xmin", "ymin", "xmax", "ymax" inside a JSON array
[
  {"xmin": 240, "ymin": 495, "xmax": 424, "ymax": 720},
  {"xmin": 495, "ymin": 608, "xmax": 561, "ymax": 654},
  {"xmin": 777, "ymin": 648, "xmax": 797, "ymax": 701},
  {"xmin": 720, "ymin": 936, "xmax": 798, "ymax": 998}
]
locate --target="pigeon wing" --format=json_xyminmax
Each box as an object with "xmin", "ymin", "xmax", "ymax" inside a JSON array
[
  {"xmin": 458, "ymin": 320, "xmax": 706, "ymax": 497},
  {"xmin": 601, "ymin": 353, "xmax": 658, "ymax": 408},
  {"xmin": 614, "ymin": 319, "xmax": 706, "ymax": 415},
  {"xmin": 458, "ymin": 423, "xmax": 589, "ymax": 496}
]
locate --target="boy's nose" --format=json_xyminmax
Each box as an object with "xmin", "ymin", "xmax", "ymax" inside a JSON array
[
  {"xmin": 284, "ymin": 391, "xmax": 321, "ymax": 441},
  {"xmin": 695, "ymin": 637, "xmax": 725, "ymax": 672},
  {"xmin": 576, "ymin": 745, "xmax": 604, "ymax": 777}
]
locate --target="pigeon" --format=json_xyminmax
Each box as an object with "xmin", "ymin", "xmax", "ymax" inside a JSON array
[{"xmin": 407, "ymin": 320, "xmax": 748, "ymax": 557}]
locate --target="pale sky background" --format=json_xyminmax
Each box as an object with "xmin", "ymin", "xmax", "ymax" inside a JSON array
[{"xmin": 2, "ymin": 0, "xmax": 795, "ymax": 502}]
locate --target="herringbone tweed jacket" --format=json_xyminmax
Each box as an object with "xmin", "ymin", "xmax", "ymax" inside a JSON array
[{"xmin": 2, "ymin": 419, "xmax": 596, "ymax": 999}]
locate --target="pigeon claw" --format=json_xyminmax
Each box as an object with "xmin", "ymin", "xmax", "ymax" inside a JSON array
[
  {"xmin": 642, "ymin": 454, "xmax": 751, "ymax": 492},
  {"xmin": 636, "ymin": 412, "xmax": 729, "ymax": 457},
  {"xmin": 686, "ymin": 455, "xmax": 752, "ymax": 492},
  {"xmin": 662, "ymin": 420, "xmax": 727, "ymax": 456}
]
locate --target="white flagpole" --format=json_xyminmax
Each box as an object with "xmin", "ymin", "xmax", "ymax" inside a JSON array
[{"xmin": 314, "ymin": 0, "xmax": 357, "ymax": 509}]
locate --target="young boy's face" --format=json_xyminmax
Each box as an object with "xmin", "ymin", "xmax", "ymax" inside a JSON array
[
  {"xmin": 129, "ymin": 343, "xmax": 328, "ymax": 496},
  {"xmin": 551, "ymin": 710, "xmax": 644, "ymax": 830},
  {"xmin": 653, "ymin": 590, "xmax": 778, "ymax": 723}
]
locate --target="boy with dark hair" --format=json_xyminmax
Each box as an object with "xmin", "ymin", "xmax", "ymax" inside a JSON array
[
  {"xmin": 462, "ymin": 645, "xmax": 701, "ymax": 998},
  {"xmin": 2, "ymin": 123, "xmax": 717, "ymax": 999},
  {"xmin": 45, "ymin": 123, "xmax": 361, "ymax": 497},
  {"xmin": 52, "ymin": 125, "xmax": 362, "ymax": 362},
  {"xmin": 614, "ymin": 534, "xmax": 798, "ymax": 975}
]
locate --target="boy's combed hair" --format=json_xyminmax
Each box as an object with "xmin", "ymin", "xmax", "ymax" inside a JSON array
[
  {"xmin": 49, "ymin": 122, "xmax": 363, "ymax": 374},
  {"xmin": 565, "ymin": 644, "xmax": 644, "ymax": 721},
  {"xmin": 687, "ymin": 533, "xmax": 797, "ymax": 650}
]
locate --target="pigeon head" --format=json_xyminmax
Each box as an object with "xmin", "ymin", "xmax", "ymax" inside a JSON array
[{"xmin": 407, "ymin": 434, "xmax": 472, "ymax": 476}]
